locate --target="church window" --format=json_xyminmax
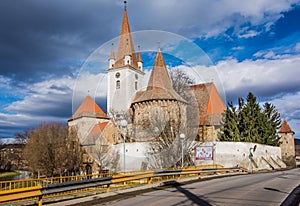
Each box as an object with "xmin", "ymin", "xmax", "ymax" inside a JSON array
[
  {"xmin": 135, "ymin": 81, "xmax": 138, "ymax": 90},
  {"xmin": 116, "ymin": 80, "xmax": 120, "ymax": 89},
  {"xmin": 115, "ymin": 72, "xmax": 120, "ymax": 78}
]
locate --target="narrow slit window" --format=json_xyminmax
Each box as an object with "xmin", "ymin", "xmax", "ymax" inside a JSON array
[{"xmin": 116, "ymin": 80, "xmax": 120, "ymax": 89}]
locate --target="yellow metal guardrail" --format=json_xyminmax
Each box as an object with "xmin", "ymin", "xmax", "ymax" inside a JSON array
[
  {"xmin": 0, "ymin": 186, "xmax": 43, "ymax": 206},
  {"xmin": 0, "ymin": 165, "xmax": 245, "ymax": 205}
]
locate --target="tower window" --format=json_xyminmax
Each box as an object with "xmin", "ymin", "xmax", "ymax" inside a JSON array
[
  {"xmin": 116, "ymin": 80, "xmax": 120, "ymax": 89},
  {"xmin": 135, "ymin": 81, "xmax": 138, "ymax": 90}
]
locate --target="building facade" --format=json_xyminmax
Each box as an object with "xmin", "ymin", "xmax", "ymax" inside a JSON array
[{"xmin": 68, "ymin": 3, "xmax": 229, "ymax": 172}]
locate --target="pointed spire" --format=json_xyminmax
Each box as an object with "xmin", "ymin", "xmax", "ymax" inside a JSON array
[
  {"xmin": 131, "ymin": 49, "xmax": 185, "ymax": 104},
  {"xmin": 71, "ymin": 95, "xmax": 108, "ymax": 119},
  {"xmin": 137, "ymin": 46, "xmax": 142, "ymax": 62},
  {"xmin": 110, "ymin": 45, "xmax": 115, "ymax": 60},
  {"xmin": 114, "ymin": 1, "xmax": 138, "ymax": 69},
  {"xmin": 279, "ymin": 119, "xmax": 294, "ymax": 133},
  {"xmin": 147, "ymin": 49, "xmax": 172, "ymax": 90}
]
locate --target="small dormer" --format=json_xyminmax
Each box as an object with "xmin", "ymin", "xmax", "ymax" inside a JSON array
[
  {"xmin": 137, "ymin": 47, "xmax": 143, "ymax": 71},
  {"xmin": 109, "ymin": 47, "xmax": 115, "ymax": 69},
  {"xmin": 124, "ymin": 55, "xmax": 131, "ymax": 65}
]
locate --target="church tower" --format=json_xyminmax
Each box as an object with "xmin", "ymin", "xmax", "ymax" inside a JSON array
[
  {"xmin": 131, "ymin": 48, "xmax": 187, "ymax": 140},
  {"xmin": 278, "ymin": 119, "xmax": 296, "ymax": 167},
  {"xmin": 107, "ymin": 1, "xmax": 145, "ymax": 114}
]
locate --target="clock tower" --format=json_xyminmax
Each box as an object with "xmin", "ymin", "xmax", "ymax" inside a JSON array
[{"xmin": 107, "ymin": 1, "xmax": 144, "ymax": 114}]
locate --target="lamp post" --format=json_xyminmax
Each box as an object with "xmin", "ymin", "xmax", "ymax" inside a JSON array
[
  {"xmin": 120, "ymin": 119, "xmax": 127, "ymax": 173},
  {"xmin": 213, "ymin": 142, "xmax": 216, "ymax": 168},
  {"xmin": 179, "ymin": 133, "xmax": 185, "ymax": 168}
]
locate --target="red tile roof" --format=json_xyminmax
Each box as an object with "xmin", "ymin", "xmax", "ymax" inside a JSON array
[
  {"xmin": 131, "ymin": 49, "xmax": 185, "ymax": 104},
  {"xmin": 189, "ymin": 83, "xmax": 226, "ymax": 125},
  {"xmin": 137, "ymin": 49, "xmax": 142, "ymax": 62},
  {"xmin": 278, "ymin": 120, "xmax": 294, "ymax": 133},
  {"xmin": 69, "ymin": 95, "xmax": 109, "ymax": 121},
  {"xmin": 88, "ymin": 122, "xmax": 109, "ymax": 136}
]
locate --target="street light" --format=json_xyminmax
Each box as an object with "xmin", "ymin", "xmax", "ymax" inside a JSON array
[
  {"xmin": 120, "ymin": 119, "xmax": 127, "ymax": 173},
  {"xmin": 179, "ymin": 133, "xmax": 185, "ymax": 168},
  {"xmin": 213, "ymin": 142, "xmax": 216, "ymax": 168}
]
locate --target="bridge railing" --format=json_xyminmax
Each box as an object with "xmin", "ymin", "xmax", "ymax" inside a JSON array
[{"xmin": 0, "ymin": 165, "xmax": 246, "ymax": 205}]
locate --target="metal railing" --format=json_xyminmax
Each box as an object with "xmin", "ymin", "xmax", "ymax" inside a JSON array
[{"xmin": 0, "ymin": 165, "xmax": 246, "ymax": 205}]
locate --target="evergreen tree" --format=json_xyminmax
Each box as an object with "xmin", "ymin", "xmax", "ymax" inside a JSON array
[
  {"xmin": 219, "ymin": 102, "xmax": 240, "ymax": 141},
  {"xmin": 262, "ymin": 102, "xmax": 281, "ymax": 146},
  {"xmin": 238, "ymin": 93, "xmax": 261, "ymax": 143},
  {"xmin": 220, "ymin": 92, "xmax": 281, "ymax": 146}
]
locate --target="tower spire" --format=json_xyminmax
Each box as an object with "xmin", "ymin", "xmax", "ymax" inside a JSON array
[{"xmin": 114, "ymin": 0, "xmax": 138, "ymax": 69}]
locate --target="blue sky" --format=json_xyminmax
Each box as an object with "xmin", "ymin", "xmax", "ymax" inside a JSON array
[{"xmin": 0, "ymin": 0, "xmax": 300, "ymax": 140}]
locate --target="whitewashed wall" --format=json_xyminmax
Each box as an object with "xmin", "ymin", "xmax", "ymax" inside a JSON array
[
  {"xmin": 194, "ymin": 142, "xmax": 286, "ymax": 171},
  {"xmin": 111, "ymin": 141, "xmax": 286, "ymax": 172}
]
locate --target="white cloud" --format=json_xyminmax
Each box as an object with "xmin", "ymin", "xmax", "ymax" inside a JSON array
[
  {"xmin": 232, "ymin": 46, "xmax": 244, "ymax": 51},
  {"xmin": 1, "ymin": 72, "xmax": 110, "ymax": 137},
  {"xmin": 271, "ymin": 92, "xmax": 300, "ymax": 138},
  {"xmin": 264, "ymin": 51, "xmax": 276, "ymax": 59},
  {"xmin": 238, "ymin": 30, "xmax": 260, "ymax": 39},
  {"xmin": 214, "ymin": 55, "xmax": 300, "ymax": 138},
  {"xmin": 131, "ymin": 0, "xmax": 299, "ymax": 37},
  {"xmin": 295, "ymin": 42, "xmax": 300, "ymax": 52},
  {"xmin": 216, "ymin": 54, "xmax": 300, "ymax": 96}
]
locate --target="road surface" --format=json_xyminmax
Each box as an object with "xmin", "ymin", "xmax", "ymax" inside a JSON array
[{"xmin": 82, "ymin": 169, "xmax": 300, "ymax": 206}]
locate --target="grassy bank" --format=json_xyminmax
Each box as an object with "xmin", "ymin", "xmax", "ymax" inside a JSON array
[{"xmin": 0, "ymin": 171, "xmax": 21, "ymax": 180}]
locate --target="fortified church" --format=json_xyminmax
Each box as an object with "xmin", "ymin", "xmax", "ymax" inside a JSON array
[{"xmin": 68, "ymin": 3, "xmax": 296, "ymax": 172}]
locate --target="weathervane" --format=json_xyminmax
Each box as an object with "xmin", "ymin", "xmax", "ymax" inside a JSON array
[{"xmin": 124, "ymin": 1, "xmax": 127, "ymax": 10}]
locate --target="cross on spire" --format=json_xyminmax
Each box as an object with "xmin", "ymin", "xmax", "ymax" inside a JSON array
[{"xmin": 124, "ymin": 1, "xmax": 127, "ymax": 11}]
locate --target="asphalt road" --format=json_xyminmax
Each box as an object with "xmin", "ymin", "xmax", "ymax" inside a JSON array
[{"xmin": 93, "ymin": 169, "xmax": 300, "ymax": 206}]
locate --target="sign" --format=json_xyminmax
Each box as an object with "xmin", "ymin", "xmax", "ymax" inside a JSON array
[{"xmin": 195, "ymin": 146, "xmax": 213, "ymax": 160}]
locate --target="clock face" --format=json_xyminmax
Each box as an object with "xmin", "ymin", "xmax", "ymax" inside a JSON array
[
  {"xmin": 135, "ymin": 74, "xmax": 138, "ymax": 79},
  {"xmin": 115, "ymin": 72, "xmax": 120, "ymax": 78}
]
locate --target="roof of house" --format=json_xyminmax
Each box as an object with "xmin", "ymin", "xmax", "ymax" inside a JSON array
[
  {"xmin": 113, "ymin": 6, "xmax": 139, "ymax": 70},
  {"xmin": 131, "ymin": 49, "xmax": 185, "ymax": 104},
  {"xmin": 278, "ymin": 119, "xmax": 294, "ymax": 133},
  {"xmin": 88, "ymin": 122, "xmax": 109, "ymax": 137},
  {"xmin": 189, "ymin": 82, "xmax": 226, "ymax": 125},
  {"xmin": 69, "ymin": 95, "xmax": 109, "ymax": 121}
]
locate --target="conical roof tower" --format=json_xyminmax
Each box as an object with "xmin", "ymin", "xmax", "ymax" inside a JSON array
[{"xmin": 132, "ymin": 49, "xmax": 185, "ymax": 104}]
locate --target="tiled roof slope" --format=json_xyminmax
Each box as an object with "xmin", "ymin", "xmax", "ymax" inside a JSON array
[
  {"xmin": 69, "ymin": 95, "xmax": 109, "ymax": 120},
  {"xmin": 278, "ymin": 119, "xmax": 294, "ymax": 133},
  {"xmin": 114, "ymin": 7, "xmax": 138, "ymax": 70},
  {"xmin": 88, "ymin": 122, "xmax": 109, "ymax": 137},
  {"xmin": 190, "ymin": 83, "xmax": 226, "ymax": 125},
  {"xmin": 131, "ymin": 49, "xmax": 185, "ymax": 104}
]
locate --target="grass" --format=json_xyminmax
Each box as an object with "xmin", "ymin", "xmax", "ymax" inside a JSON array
[{"xmin": 0, "ymin": 171, "xmax": 21, "ymax": 179}]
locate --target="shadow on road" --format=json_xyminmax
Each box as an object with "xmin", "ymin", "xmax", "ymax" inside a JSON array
[{"xmin": 164, "ymin": 181, "xmax": 212, "ymax": 206}]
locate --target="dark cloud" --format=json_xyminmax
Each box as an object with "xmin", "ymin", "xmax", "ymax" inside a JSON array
[{"xmin": 0, "ymin": 0, "xmax": 122, "ymax": 82}]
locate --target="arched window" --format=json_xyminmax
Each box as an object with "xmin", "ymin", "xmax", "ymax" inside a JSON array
[
  {"xmin": 116, "ymin": 80, "xmax": 120, "ymax": 89},
  {"xmin": 135, "ymin": 81, "xmax": 138, "ymax": 90}
]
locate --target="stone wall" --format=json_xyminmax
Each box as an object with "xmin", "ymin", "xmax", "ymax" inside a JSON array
[{"xmin": 132, "ymin": 100, "xmax": 186, "ymax": 141}]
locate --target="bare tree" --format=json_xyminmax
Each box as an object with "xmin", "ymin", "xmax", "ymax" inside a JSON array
[
  {"xmin": 23, "ymin": 123, "xmax": 83, "ymax": 177},
  {"xmin": 14, "ymin": 130, "xmax": 30, "ymax": 145}
]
